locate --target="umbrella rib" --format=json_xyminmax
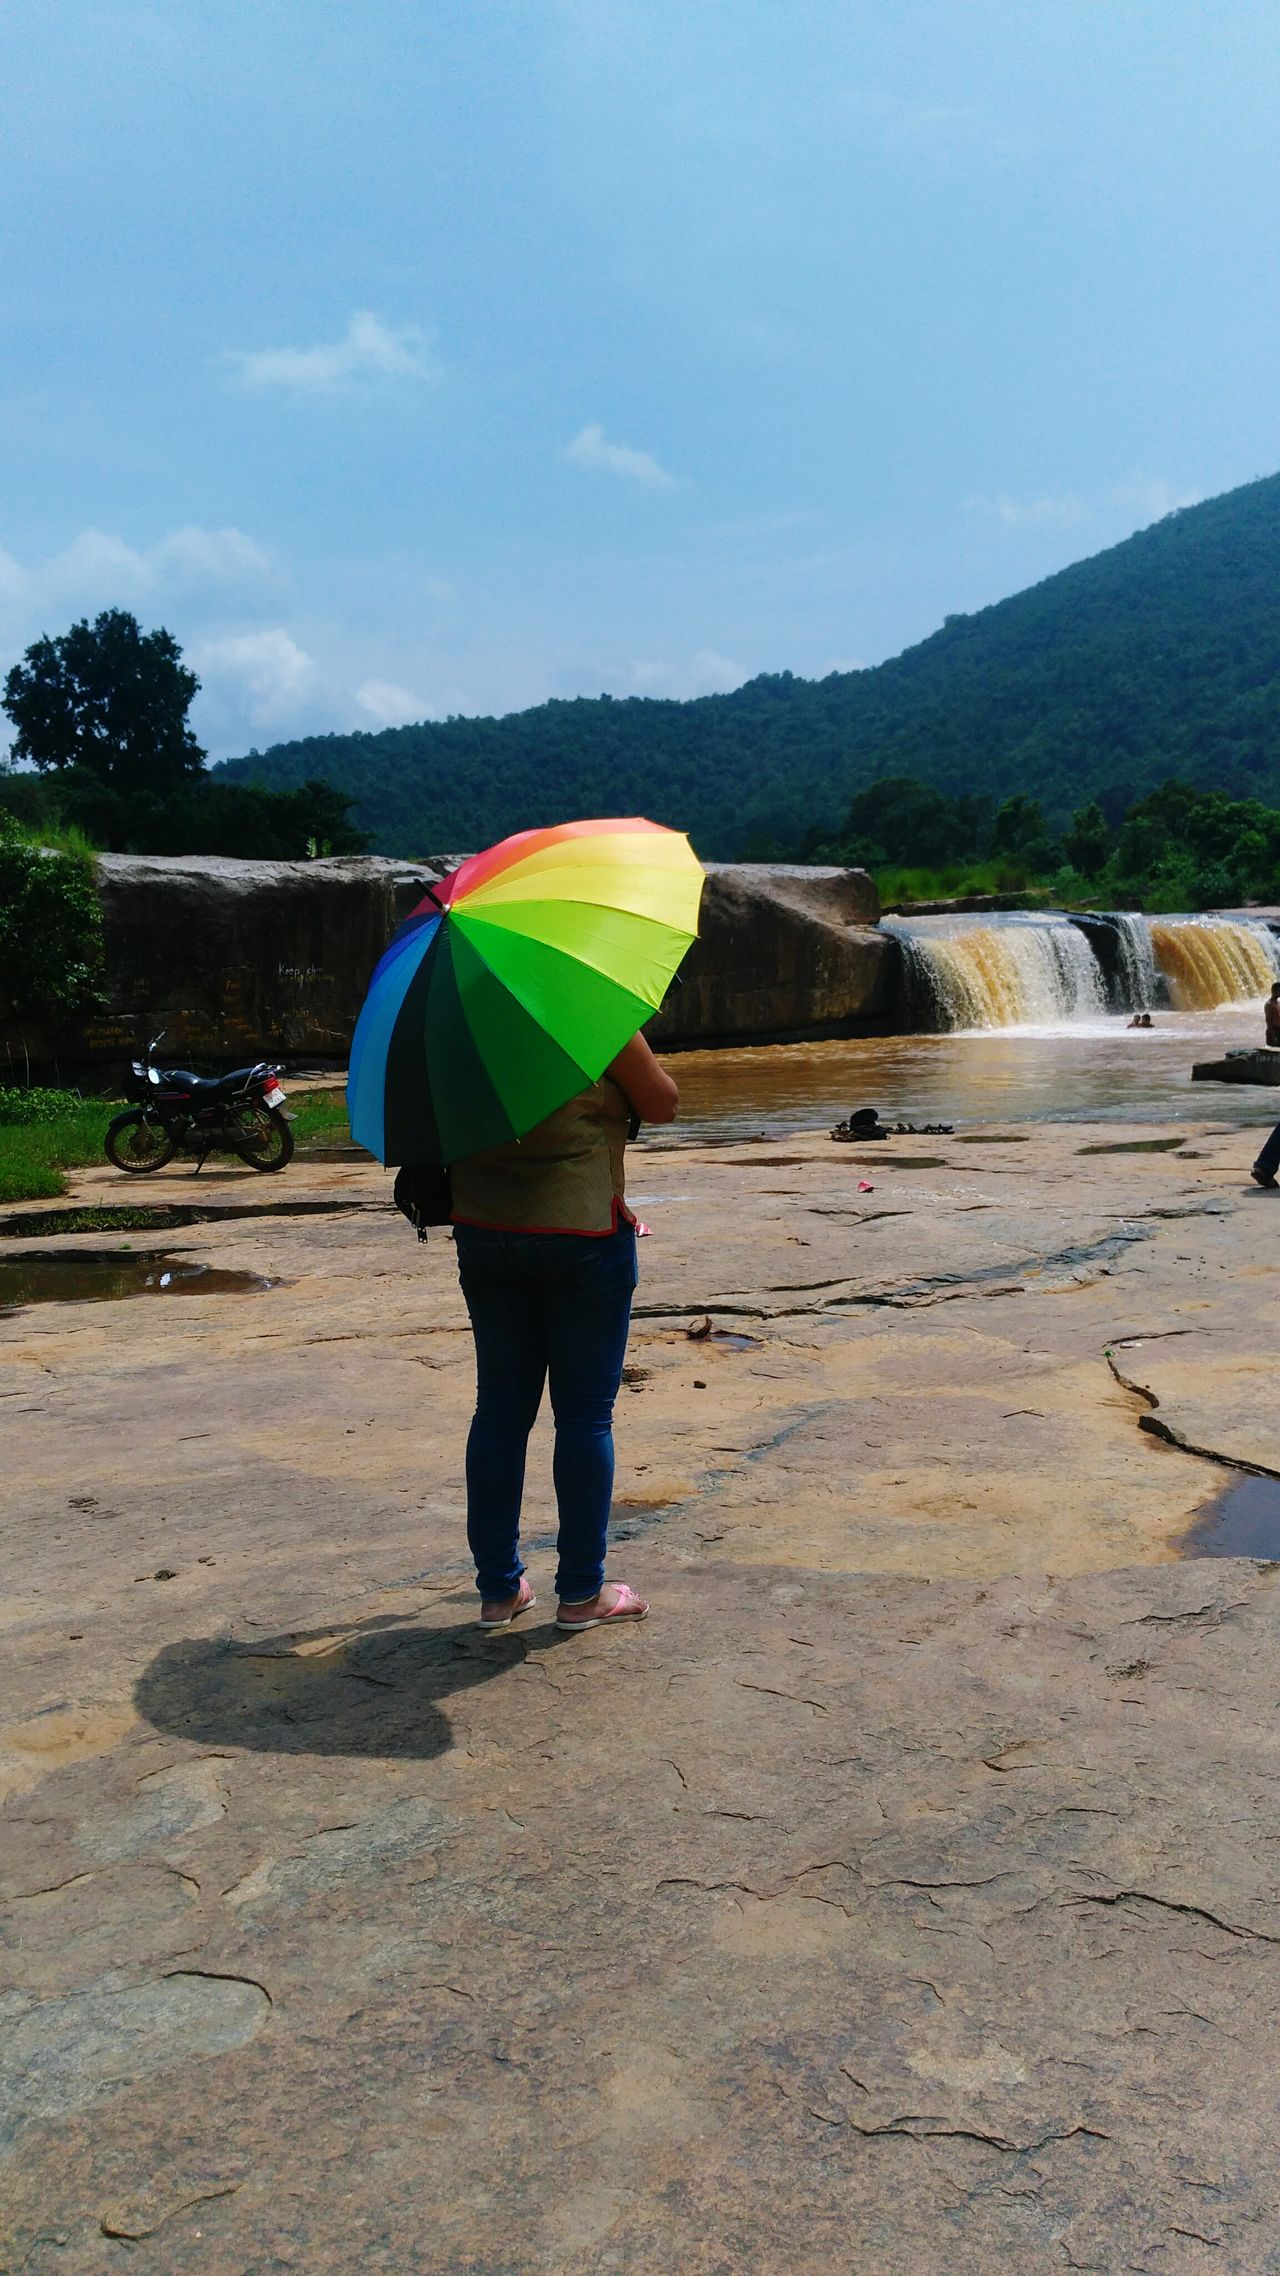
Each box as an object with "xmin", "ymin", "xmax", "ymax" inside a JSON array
[{"xmin": 446, "ymin": 915, "xmax": 598, "ymax": 1103}]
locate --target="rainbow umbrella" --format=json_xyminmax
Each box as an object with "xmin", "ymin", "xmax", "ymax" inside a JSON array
[{"xmin": 347, "ymin": 817, "xmax": 704, "ymax": 1165}]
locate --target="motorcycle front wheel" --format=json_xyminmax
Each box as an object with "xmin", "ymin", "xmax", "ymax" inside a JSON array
[
  {"xmin": 231, "ymin": 1103, "xmax": 294, "ymax": 1172},
  {"xmin": 104, "ymin": 1109, "xmax": 177, "ymax": 1174}
]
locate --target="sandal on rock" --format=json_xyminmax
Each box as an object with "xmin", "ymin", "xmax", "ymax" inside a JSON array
[
  {"xmin": 478, "ymin": 1579, "xmax": 536, "ymax": 1630},
  {"xmin": 555, "ymin": 1582, "xmax": 649, "ymax": 1632},
  {"xmin": 1252, "ymin": 1166, "xmax": 1278, "ymax": 1188}
]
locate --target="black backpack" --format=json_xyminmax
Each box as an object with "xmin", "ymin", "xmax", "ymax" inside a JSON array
[{"xmin": 393, "ymin": 1164, "xmax": 452, "ymax": 1241}]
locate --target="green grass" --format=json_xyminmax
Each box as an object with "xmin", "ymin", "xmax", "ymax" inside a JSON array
[
  {"xmin": 874, "ymin": 859, "xmax": 1055, "ymax": 906},
  {"xmin": 0, "ymin": 1079, "xmax": 354, "ymax": 1209},
  {"xmin": 287, "ymin": 1087, "xmax": 352, "ymax": 1147},
  {"xmin": 34, "ymin": 821, "xmax": 99, "ymax": 859},
  {"xmin": 0, "ymin": 1092, "xmax": 124, "ymax": 1204},
  {"xmin": 0, "ymin": 1081, "xmax": 354, "ymax": 1207}
]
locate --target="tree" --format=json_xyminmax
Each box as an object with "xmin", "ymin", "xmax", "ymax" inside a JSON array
[
  {"xmin": 1064, "ymin": 802, "xmax": 1111, "ymax": 878},
  {"xmin": 0, "ymin": 813, "xmax": 103, "ymax": 1022},
  {"xmin": 3, "ymin": 609, "xmax": 204, "ymax": 797},
  {"xmin": 137, "ymin": 775, "xmax": 371, "ymax": 859},
  {"xmin": 841, "ymin": 775, "xmax": 986, "ymax": 868},
  {"xmin": 992, "ymin": 794, "xmax": 1044, "ymax": 857}
]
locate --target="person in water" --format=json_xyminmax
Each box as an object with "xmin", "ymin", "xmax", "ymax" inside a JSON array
[
  {"xmin": 1127, "ymin": 1011, "xmax": 1154, "ymax": 1028},
  {"xmin": 1265, "ymin": 982, "xmax": 1280, "ymax": 1047},
  {"xmin": 449, "ymin": 1032, "xmax": 678, "ymax": 1632}
]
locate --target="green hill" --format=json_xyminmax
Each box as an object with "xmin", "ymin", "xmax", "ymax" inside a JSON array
[{"xmin": 215, "ymin": 470, "xmax": 1280, "ymax": 859}]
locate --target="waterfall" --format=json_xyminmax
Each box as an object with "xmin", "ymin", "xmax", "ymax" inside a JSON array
[
  {"xmin": 888, "ymin": 915, "xmax": 1108, "ymax": 1030},
  {"xmin": 1109, "ymin": 914, "xmax": 1160, "ymax": 1011},
  {"xmin": 889, "ymin": 908, "xmax": 1280, "ymax": 1030},
  {"xmin": 1149, "ymin": 916, "xmax": 1280, "ymax": 1008}
]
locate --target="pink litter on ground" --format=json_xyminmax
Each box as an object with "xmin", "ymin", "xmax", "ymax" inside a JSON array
[{"xmin": 858, "ymin": 1180, "xmax": 874, "ymax": 1193}]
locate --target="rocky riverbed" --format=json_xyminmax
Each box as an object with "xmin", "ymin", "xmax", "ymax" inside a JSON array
[{"xmin": 4, "ymin": 1120, "xmax": 1280, "ymax": 2272}]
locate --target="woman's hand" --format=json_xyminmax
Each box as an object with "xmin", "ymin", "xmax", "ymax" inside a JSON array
[{"xmin": 606, "ymin": 1032, "xmax": 679, "ymax": 1125}]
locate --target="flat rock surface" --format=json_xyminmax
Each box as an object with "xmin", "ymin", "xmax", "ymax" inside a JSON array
[{"xmin": 3, "ymin": 1119, "xmax": 1280, "ymax": 2272}]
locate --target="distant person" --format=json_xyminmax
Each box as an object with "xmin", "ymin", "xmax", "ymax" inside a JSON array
[
  {"xmin": 1127, "ymin": 1012, "xmax": 1154, "ymax": 1029},
  {"xmin": 1252, "ymin": 1126, "xmax": 1280, "ymax": 1188},
  {"xmin": 1251, "ymin": 1015, "xmax": 1280, "ymax": 1182}
]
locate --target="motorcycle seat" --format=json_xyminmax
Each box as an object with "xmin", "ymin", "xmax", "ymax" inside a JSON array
[{"xmin": 163, "ymin": 1066, "xmax": 260, "ymax": 1095}]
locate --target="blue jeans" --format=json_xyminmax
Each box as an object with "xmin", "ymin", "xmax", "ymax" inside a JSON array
[
  {"xmin": 453, "ymin": 1218, "xmax": 638, "ymax": 1603},
  {"xmin": 1256, "ymin": 1122, "xmax": 1280, "ymax": 1178}
]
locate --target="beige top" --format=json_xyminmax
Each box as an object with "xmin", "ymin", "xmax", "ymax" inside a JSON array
[{"xmin": 450, "ymin": 1078, "xmax": 632, "ymax": 1234}]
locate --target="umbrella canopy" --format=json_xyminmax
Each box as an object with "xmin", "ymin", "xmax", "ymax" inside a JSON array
[{"xmin": 347, "ymin": 817, "xmax": 704, "ymax": 1165}]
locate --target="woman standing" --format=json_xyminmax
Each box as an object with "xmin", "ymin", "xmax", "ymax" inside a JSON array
[{"xmin": 449, "ymin": 1030, "xmax": 678, "ymax": 1631}]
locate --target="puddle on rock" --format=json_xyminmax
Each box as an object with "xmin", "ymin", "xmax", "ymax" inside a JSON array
[
  {"xmin": 1076, "ymin": 1136, "xmax": 1188, "ymax": 1156},
  {"xmin": 1178, "ymin": 1473, "xmax": 1280, "ymax": 1559},
  {"xmin": 0, "ymin": 1198, "xmax": 368, "ymax": 1241},
  {"xmin": 954, "ymin": 1132, "xmax": 1030, "ymax": 1145},
  {"xmin": 0, "ymin": 1252, "xmax": 279, "ymax": 1312},
  {"xmin": 842, "ymin": 1153, "xmax": 949, "ymax": 1170}
]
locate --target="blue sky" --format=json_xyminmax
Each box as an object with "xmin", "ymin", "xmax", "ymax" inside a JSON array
[{"xmin": 2, "ymin": 0, "xmax": 1278, "ymax": 761}]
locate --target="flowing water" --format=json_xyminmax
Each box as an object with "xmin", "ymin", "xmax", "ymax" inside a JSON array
[
  {"xmin": 885, "ymin": 909, "xmax": 1280, "ymax": 1029},
  {"xmin": 887, "ymin": 911, "xmax": 1109, "ymax": 1028},
  {"xmin": 1148, "ymin": 917, "xmax": 1279, "ymax": 1009},
  {"xmin": 664, "ymin": 908, "xmax": 1280, "ymax": 1147},
  {"xmin": 1109, "ymin": 913, "xmax": 1160, "ymax": 1012}
]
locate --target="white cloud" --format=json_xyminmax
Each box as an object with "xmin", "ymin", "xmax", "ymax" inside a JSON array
[
  {"xmin": 232, "ymin": 311, "xmax": 435, "ymax": 393},
  {"xmin": 1112, "ymin": 476, "xmax": 1202, "ymax": 522},
  {"xmin": 152, "ymin": 525, "xmax": 274, "ymax": 583},
  {"xmin": 45, "ymin": 529, "xmax": 153, "ymax": 595},
  {"xmin": 196, "ymin": 629, "xmax": 314, "ymax": 724},
  {"xmin": 356, "ymin": 677, "xmax": 428, "ymax": 728},
  {"xmin": 564, "ymin": 422, "xmax": 676, "ymax": 490},
  {"xmin": 0, "ymin": 524, "xmax": 274, "ymax": 644},
  {"xmin": 968, "ymin": 475, "xmax": 1203, "ymax": 537},
  {"xmin": 628, "ymin": 647, "xmax": 744, "ymax": 699},
  {"xmin": 968, "ymin": 491, "xmax": 1091, "ymax": 529}
]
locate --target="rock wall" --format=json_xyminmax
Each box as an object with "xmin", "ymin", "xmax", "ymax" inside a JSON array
[
  {"xmin": 13, "ymin": 852, "xmax": 894, "ymax": 1074},
  {"xmin": 75, "ymin": 853, "xmax": 461, "ymax": 1070},
  {"xmin": 648, "ymin": 863, "xmax": 895, "ymax": 1047}
]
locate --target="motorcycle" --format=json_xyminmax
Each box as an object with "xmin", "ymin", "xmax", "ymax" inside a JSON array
[{"xmin": 104, "ymin": 1035, "xmax": 294, "ymax": 1175}]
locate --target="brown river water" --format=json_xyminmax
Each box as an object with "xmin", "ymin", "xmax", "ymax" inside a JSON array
[
  {"xmin": 660, "ymin": 909, "xmax": 1280, "ymax": 1145},
  {"xmin": 665, "ymin": 1005, "xmax": 1276, "ymax": 1147}
]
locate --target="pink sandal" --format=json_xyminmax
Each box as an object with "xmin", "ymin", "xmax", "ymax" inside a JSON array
[
  {"xmin": 555, "ymin": 1582, "xmax": 649, "ymax": 1632},
  {"xmin": 478, "ymin": 1578, "xmax": 537, "ymax": 1630}
]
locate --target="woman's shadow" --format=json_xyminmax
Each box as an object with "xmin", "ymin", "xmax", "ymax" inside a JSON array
[{"xmin": 135, "ymin": 1603, "xmax": 569, "ymax": 1762}]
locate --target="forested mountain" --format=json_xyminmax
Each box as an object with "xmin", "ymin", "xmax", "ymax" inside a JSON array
[{"xmin": 215, "ymin": 470, "xmax": 1280, "ymax": 859}]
